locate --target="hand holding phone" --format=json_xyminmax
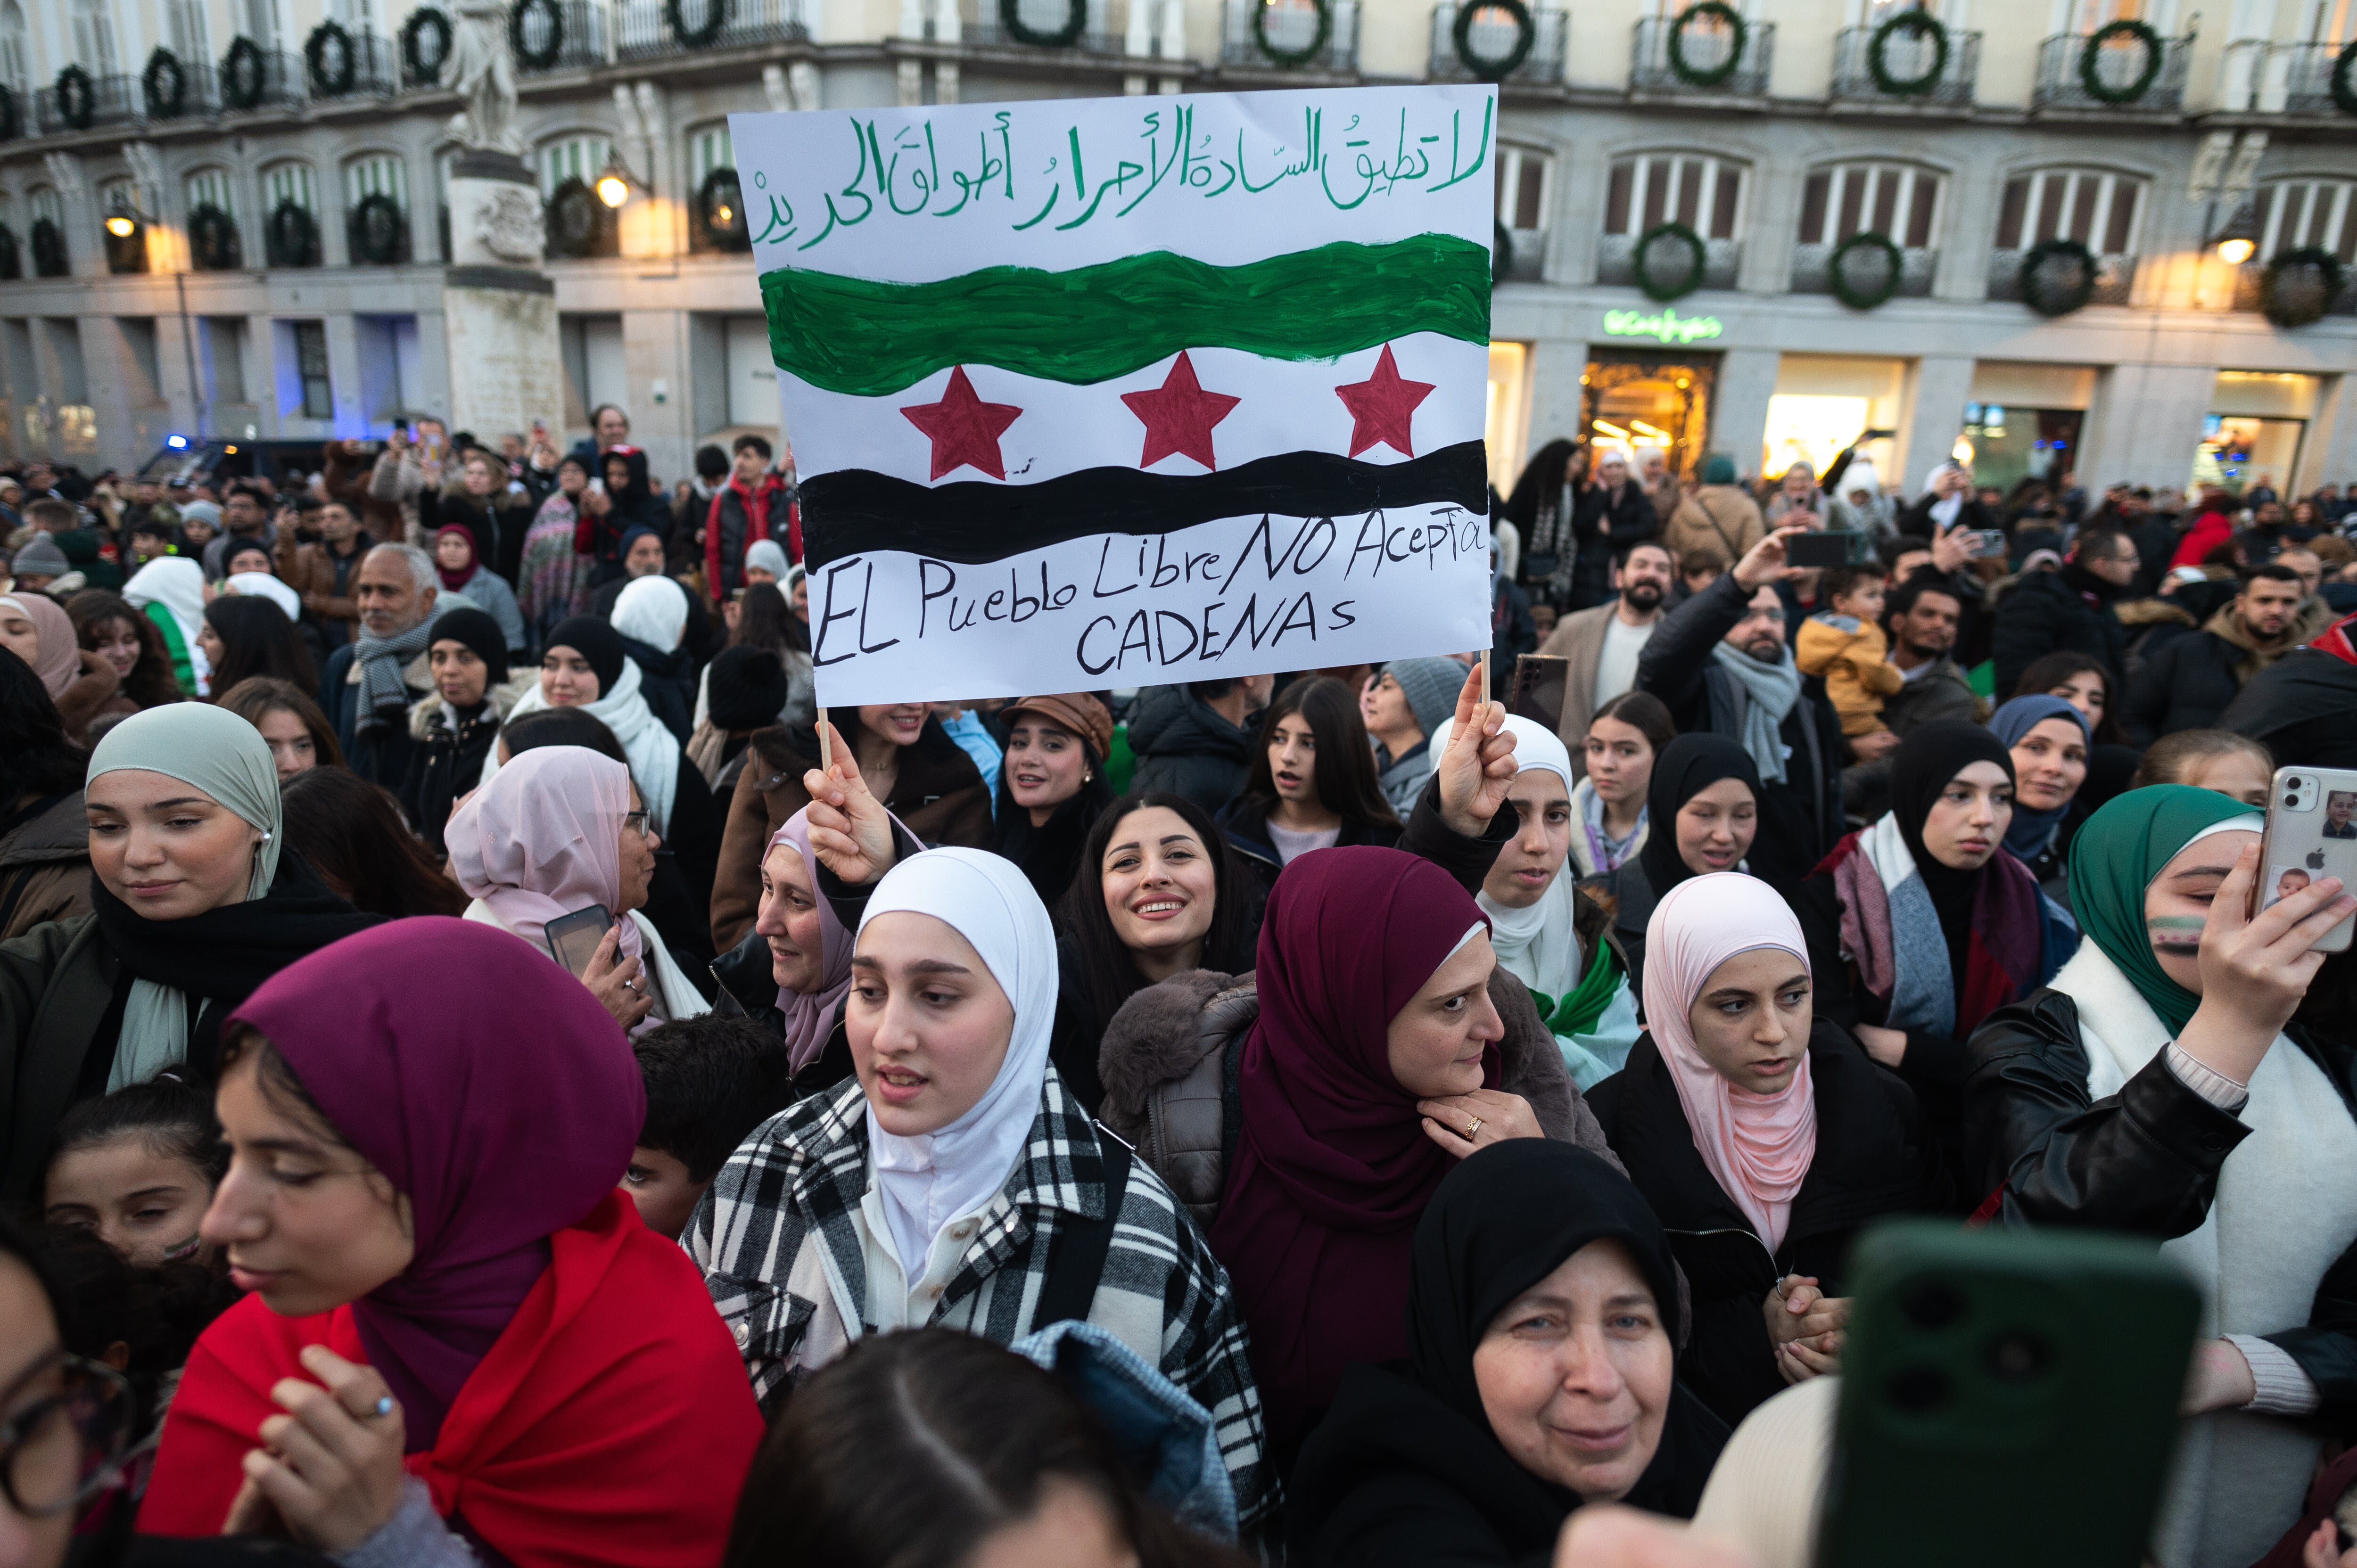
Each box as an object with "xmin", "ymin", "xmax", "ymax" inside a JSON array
[
  {"xmin": 1785, "ymin": 532, "xmax": 1852, "ymax": 570},
  {"xmin": 2258, "ymin": 768, "xmax": 2357, "ymax": 955}
]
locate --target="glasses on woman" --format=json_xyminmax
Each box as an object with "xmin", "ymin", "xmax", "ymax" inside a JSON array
[
  {"xmin": 2, "ymin": 1352, "xmax": 136, "ymax": 1519},
  {"xmin": 622, "ymin": 810, "xmax": 651, "ymax": 839}
]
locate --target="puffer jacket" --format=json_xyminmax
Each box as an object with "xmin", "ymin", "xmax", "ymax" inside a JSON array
[
  {"xmin": 1095, "ymin": 965, "xmax": 1608, "ymax": 1229},
  {"xmin": 0, "ymin": 792, "xmax": 89, "ymax": 943},
  {"xmin": 1126, "ymin": 687, "xmax": 1261, "ymax": 816}
]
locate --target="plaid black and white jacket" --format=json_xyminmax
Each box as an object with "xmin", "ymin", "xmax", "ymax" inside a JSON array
[{"xmin": 685, "ymin": 1064, "xmax": 1276, "ymax": 1530}]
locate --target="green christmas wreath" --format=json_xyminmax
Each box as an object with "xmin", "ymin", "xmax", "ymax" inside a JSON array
[
  {"xmin": 1000, "ymin": 0, "xmax": 1085, "ymax": 47},
  {"xmin": 401, "ymin": 8, "xmax": 452, "ymax": 84},
  {"xmin": 188, "ymin": 204, "xmax": 241, "ymax": 270},
  {"xmin": 1251, "ymin": 0, "xmax": 1330, "ymax": 69},
  {"xmin": 2019, "ymin": 238, "xmax": 2097, "ymax": 317},
  {"xmin": 1828, "ymin": 230, "xmax": 1903, "ymax": 310},
  {"xmin": 1867, "ymin": 9, "xmax": 1947, "ymax": 96},
  {"xmin": 221, "ymin": 38, "xmax": 268, "ymax": 111},
  {"xmin": 142, "ymin": 48, "xmax": 187, "ymax": 119},
  {"xmin": 2260, "ymin": 247, "xmax": 2348, "ymax": 328},
  {"xmin": 305, "ymin": 22, "xmax": 357, "ymax": 95},
  {"xmin": 266, "ymin": 200, "xmax": 319, "ymax": 268},
  {"xmin": 53, "ymin": 65, "xmax": 94, "ymax": 131},
  {"xmin": 667, "ymin": 0, "xmax": 726, "ymax": 48},
  {"xmin": 510, "ymin": 0, "xmax": 564, "ymax": 71},
  {"xmin": 1634, "ymin": 222, "xmax": 1707, "ymax": 301},
  {"xmin": 1665, "ymin": 1, "xmax": 1744, "ymax": 89},
  {"xmin": 1453, "ymin": 0, "xmax": 1534, "ymax": 82},
  {"xmin": 2079, "ymin": 17, "xmax": 2163, "ymax": 105},
  {"xmin": 2330, "ymin": 39, "xmax": 2357, "ymax": 115}
]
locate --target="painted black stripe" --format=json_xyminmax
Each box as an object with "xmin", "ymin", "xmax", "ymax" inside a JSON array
[{"xmin": 802, "ymin": 442, "xmax": 1489, "ymax": 567}]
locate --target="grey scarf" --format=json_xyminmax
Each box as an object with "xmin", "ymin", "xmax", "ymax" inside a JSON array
[
  {"xmin": 354, "ymin": 616, "xmax": 436, "ymax": 732},
  {"xmin": 1708, "ymin": 640, "xmax": 1804, "ymax": 785}
]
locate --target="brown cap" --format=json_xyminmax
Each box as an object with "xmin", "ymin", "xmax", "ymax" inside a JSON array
[{"xmin": 1002, "ymin": 692, "xmax": 1114, "ymax": 759}]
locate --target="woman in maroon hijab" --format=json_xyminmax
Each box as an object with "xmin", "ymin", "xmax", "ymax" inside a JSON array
[
  {"xmin": 1205, "ymin": 845, "xmax": 1556, "ymax": 1459},
  {"xmin": 139, "ymin": 917, "xmax": 762, "ymax": 1567}
]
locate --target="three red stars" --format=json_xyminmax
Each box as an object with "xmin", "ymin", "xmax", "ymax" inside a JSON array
[
  {"xmin": 1121, "ymin": 352, "xmax": 1241, "ymax": 470},
  {"xmin": 1334, "ymin": 344, "xmax": 1434, "ymax": 459},
  {"xmin": 901, "ymin": 366, "xmax": 1022, "ymax": 481}
]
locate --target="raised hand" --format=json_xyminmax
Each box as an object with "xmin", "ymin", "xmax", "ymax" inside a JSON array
[
  {"xmin": 1434, "ymin": 661, "xmax": 1518, "ymax": 837},
  {"xmin": 801, "ymin": 716, "xmax": 897, "ymax": 886},
  {"xmin": 2178, "ymin": 843, "xmax": 2352, "ymax": 1085}
]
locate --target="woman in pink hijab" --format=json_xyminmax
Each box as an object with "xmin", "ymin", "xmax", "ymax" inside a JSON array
[
  {"xmin": 1586, "ymin": 871, "xmax": 1941, "ymax": 1427},
  {"xmin": 0, "ymin": 590, "xmax": 117, "ymax": 741},
  {"xmin": 445, "ymin": 743, "xmax": 711, "ymax": 1036}
]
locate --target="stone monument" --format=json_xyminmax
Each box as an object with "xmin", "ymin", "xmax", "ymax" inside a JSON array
[{"xmin": 439, "ymin": 0, "xmax": 563, "ymax": 445}]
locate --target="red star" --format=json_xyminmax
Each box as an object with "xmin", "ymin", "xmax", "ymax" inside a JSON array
[
  {"xmin": 900, "ymin": 366, "xmax": 1022, "ymax": 481},
  {"xmin": 1120, "ymin": 352, "xmax": 1242, "ymax": 470},
  {"xmin": 1333, "ymin": 344, "xmax": 1435, "ymax": 459}
]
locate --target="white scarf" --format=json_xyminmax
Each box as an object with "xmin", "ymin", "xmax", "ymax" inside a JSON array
[
  {"xmin": 2060, "ymin": 939, "xmax": 2357, "ymax": 1568},
  {"xmin": 859, "ymin": 848, "xmax": 1058, "ymax": 1281},
  {"xmin": 480, "ymin": 654, "xmax": 681, "ymax": 837},
  {"xmin": 1433, "ymin": 715, "xmax": 1586, "ymax": 1002}
]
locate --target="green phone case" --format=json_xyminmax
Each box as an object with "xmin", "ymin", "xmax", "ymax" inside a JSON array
[{"xmin": 1817, "ymin": 1222, "xmax": 2201, "ymax": 1568}]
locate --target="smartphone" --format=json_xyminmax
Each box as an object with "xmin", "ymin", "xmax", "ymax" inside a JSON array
[
  {"xmin": 2258, "ymin": 766, "xmax": 2357, "ymax": 952},
  {"xmin": 1509, "ymin": 653, "xmax": 1568, "ymax": 734},
  {"xmin": 1816, "ymin": 1222, "xmax": 2199, "ymax": 1568},
  {"xmin": 1962, "ymin": 529, "xmax": 2009, "ymax": 559},
  {"xmin": 1787, "ymin": 532, "xmax": 1854, "ymax": 570},
  {"xmin": 543, "ymin": 904, "xmax": 614, "ymax": 976}
]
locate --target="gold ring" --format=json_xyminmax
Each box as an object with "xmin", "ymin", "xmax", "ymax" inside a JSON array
[{"xmin": 1465, "ymin": 1116, "xmax": 1484, "ymax": 1139}]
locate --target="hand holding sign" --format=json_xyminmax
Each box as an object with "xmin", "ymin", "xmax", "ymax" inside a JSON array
[
  {"xmin": 802, "ymin": 718, "xmax": 898, "ymax": 886},
  {"xmin": 1435, "ymin": 662, "xmax": 1518, "ymax": 838}
]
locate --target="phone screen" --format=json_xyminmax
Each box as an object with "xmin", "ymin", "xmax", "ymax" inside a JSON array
[
  {"xmin": 544, "ymin": 905, "xmax": 614, "ymax": 976},
  {"xmin": 1786, "ymin": 532, "xmax": 1851, "ymax": 570}
]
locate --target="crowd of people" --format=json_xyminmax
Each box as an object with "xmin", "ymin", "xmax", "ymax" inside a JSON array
[{"xmin": 2, "ymin": 423, "xmax": 2357, "ymax": 1568}]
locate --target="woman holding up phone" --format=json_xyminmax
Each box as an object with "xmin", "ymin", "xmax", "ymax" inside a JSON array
[
  {"xmin": 446, "ymin": 743, "xmax": 710, "ymax": 1034},
  {"xmin": 1965, "ymin": 786, "xmax": 2357, "ymax": 1568}
]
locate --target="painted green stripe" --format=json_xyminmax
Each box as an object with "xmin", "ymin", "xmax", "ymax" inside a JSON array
[{"xmin": 760, "ymin": 232, "xmax": 1490, "ymax": 397}]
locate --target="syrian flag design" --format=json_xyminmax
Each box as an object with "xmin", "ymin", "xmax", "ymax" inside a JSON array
[{"xmin": 733, "ymin": 85, "xmax": 1500, "ymax": 705}]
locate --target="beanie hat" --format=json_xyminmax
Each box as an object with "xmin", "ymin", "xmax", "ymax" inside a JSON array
[
  {"xmin": 707, "ymin": 645, "xmax": 789, "ymax": 731},
  {"xmin": 1700, "ymin": 454, "xmax": 1738, "ymax": 486},
  {"xmin": 1385, "ymin": 657, "xmax": 1466, "ymax": 741},
  {"xmin": 177, "ymin": 500, "xmax": 223, "ymax": 529},
  {"xmin": 428, "ymin": 606, "xmax": 511, "ymax": 687},
  {"xmin": 8, "ymin": 533, "xmax": 69, "ymax": 579}
]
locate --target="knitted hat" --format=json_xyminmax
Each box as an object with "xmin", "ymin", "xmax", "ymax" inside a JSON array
[
  {"xmin": 427, "ymin": 606, "xmax": 510, "ymax": 686},
  {"xmin": 177, "ymin": 500, "xmax": 223, "ymax": 529},
  {"xmin": 8, "ymin": 533, "xmax": 69, "ymax": 580},
  {"xmin": 706, "ymin": 645, "xmax": 789, "ymax": 731},
  {"xmin": 1700, "ymin": 454, "xmax": 1738, "ymax": 485},
  {"xmin": 1384, "ymin": 657, "xmax": 1466, "ymax": 741}
]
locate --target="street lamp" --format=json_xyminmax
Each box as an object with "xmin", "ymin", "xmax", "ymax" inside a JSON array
[
  {"xmin": 595, "ymin": 151, "xmax": 636, "ymax": 210},
  {"xmin": 2211, "ymin": 208, "xmax": 2259, "ymax": 267},
  {"xmin": 103, "ymin": 189, "xmax": 145, "ymax": 239}
]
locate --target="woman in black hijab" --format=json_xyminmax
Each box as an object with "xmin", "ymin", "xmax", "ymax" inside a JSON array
[
  {"xmin": 1611, "ymin": 732, "xmax": 1763, "ymax": 994},
  {"xmin": 1789, "ymin": 720, "xmax": 2071, "ymax": 1197},
  {"xmin": 1289, "ymin": 1141, "xmax": 1727, "ymax": 1566}
]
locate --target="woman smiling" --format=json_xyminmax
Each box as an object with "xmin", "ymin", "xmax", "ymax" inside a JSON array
[
  {"xmin": 990, "ymin": 692, "xmax": 1115, "ymax": 909},
  {"xmin": 1990, "ymin": 694, "xmax": 2093, "ymax": 896}
]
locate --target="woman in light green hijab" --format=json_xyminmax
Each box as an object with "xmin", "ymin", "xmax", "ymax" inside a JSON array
[
  {"xmin": 1967, "ymin": 784, "xmax": 2357, "ymax": 1568},
  {"xmin": 0, "ymin": 704, "xmax": 376, "ymax": 1199}
]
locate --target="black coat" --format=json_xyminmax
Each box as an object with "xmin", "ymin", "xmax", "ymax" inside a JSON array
[
  {"xmin": 1288, "ymin": 1360, "xmax": 1726, "ymax": 1568},
  {"xmin": 316, "ymin": 641, "xmax": 423, "ymax": 791},
  {"xmin": 1126, "ymin": 687, "xmax": 1261, "ymax": 815},
  {"xmin": 1633, "ymin": 571, "xmax": 1844, "ymax": 895},
  {"xmin": 1963, "ymin": 986, "xmax": 2357, "ymax": 1430},
  {"xmin": 399, "ymin": 699, "xmax": 503, "ymax": 858},
  {"xmin": 1588, "ymin": 1023, "xmax": 1938, "ymax": 1427},
  {"xmin": 1567, "ymin": 482, "xmax": 1658, "ymax": 611},
  {"xmin": 2222, "ymin": 646, "xmax": 2357, "ymax": 771},
  {"xmin": 1989, "ymin": 567, "xmax": 2127, "ymax": 698},
  {"xmin": 2123, "ymin": 627, "xmax": 2250, "ymax": 744},
  {"xmin": 1216, "ymin": 796, "xmax": 1403, "ymax": 899},
  {"xmin": 709, "ymin": 925, "xmax": 853, "ymax": 1101}
]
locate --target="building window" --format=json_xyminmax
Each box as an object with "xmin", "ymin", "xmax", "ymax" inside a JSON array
[
  {"xmin": 263, "ymin": 164, "xmax": 320, "ymax": 267},
  {"xmin": 264, "ymin": 163, "xmax": 317, "ymax": 213},
  {"xmin": 239, "ymin": 0, "xmax": 278, "ymax": 51},
  {"xmin": 1599, "ymin": 151, "xmax": 1745, "ymax": 293},
  {"xmin": 1989, "ymin": 166, "xmax": 2143, "ymax": 305},
  {"xmin": 1792, "ymin": 161, "xmax": 1942, "ymax": 297},
  {"xmin": 186, "ymin": 168, "xmax": 236, "ymax": 218},
  {"xmin": 1487, "ymin": 143, "xmax": 1550, "ymax": 283},
  {"xmin": 71, "ymin": 0, "xmax": 119, "ymax": 76},
  {"xmin": 539, "ymin": 137, "xmax": 610, "ymax": 198},
  {"xmin": 185, "ymin": 169, "xmax": 240, "ymax": 270},
  {"xmin": 294, "ymin": 320, "xmax": 332, "ymax": 419},
  {"xmin": 691, "ymin": 125, "xmax": 733, "ymax": 186},
  {"xmin": 0, "ymin": 1, "xmax": 27, "ymax": 96},
  {"xmin": 28, "ymin": 187, "xmax": 64, "ymax": 277},
  {"xmin": 100, "ymin": 178, "xmax": 147, "ymax": 276},
  {"xmin": 164, "ymin": 0, "xmax": 209, "ymax": 64},
  {"xmin": 2233, "ymin": 178, "xmax": 2357, "ymax": 317}
]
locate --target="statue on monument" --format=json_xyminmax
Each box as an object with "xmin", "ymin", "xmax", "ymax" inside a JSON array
[{"xmin": 446, "ymin": 0, "xmax": 525, "ymax": 156}]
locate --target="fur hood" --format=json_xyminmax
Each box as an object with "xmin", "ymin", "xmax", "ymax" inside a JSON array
[{"xmin": 406, "ymin": 669, "xmax": 536, "ymax": 739}]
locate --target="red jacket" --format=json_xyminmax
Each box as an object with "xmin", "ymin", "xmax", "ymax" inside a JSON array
[
  {"xmin": 140, "ymin": 1194, "xmax": 761, "ymax": 1568},
  {"xmin": 2170, "ymin": 506, "xmax": 2235, "ymax": 569},
  {"xmin": 703, "ymin": 472, "xmax": 793, "ymax": 596}
]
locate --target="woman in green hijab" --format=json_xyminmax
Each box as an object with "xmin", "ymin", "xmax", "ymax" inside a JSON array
[
  {"xmin": 1964, "ymin": 784, "xmax": 2357, "ymax": 1568},
  {"xmin": 0, "ymin": 703, "xmax": 376, "ymax": 1199}
]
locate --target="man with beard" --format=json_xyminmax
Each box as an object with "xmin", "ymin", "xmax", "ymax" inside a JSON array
[
  {"xmin": 1636, "ymin": 526, "xmax": 1842, "ymax": 892},
  {"xmin": 1881, "ymin": 573, "xmax": 1981, "ymax": 735},
  {"xmin": 1538, "ymin": 539, "xmax": 1673, "ymax": 775},
  {"xmin": 2125, "ymin": 562, "xmax": 2307, "ymax": 742}
]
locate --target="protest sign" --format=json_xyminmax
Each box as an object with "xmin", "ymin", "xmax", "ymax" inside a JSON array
[{"xmin": 732, "ymin": 84, "xmax": 1498, "ymax": 706}]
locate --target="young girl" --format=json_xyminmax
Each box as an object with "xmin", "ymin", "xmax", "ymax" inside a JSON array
[
  {"xmin": 2132, "ymin": 729, "xmax": 2275, "ymax": 808},
  {"xmin": 43, "ymin": 1077, "xmax": 225, "ymax": 1268},
  {"xmin": 1570, "ymin": 691, "xmax": 1676, "ymax": 878},
  {"xmin": 1217, "ymin": 676, "xmax": 1400, "ymax": 894}
]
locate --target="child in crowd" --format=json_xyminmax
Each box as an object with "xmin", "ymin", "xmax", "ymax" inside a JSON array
[
  {"xmin": 1796, "ymin": 564, "xmax": 1901, "ymax": 756},
  {"xmin": 627, "ymin": 1016, "xmax": 796, "ymax": 1239},
  {"xmin": 42, "ymin": 1077, "xmax": 226, "ymax": 1269}
]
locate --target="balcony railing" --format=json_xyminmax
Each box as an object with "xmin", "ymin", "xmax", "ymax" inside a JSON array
[
  {"xmin": 1828, "ymin": 22, "xmax": 1978, "ymax": 107},
  {"xmin": 512, "ymin": 0, "xmax": 614, "ymax": 73},
  {"xmin": 1427, "ymin": 2, "xmax": 1566, "ymax": 85},
  {"xmin": 2032, "ymin": 29, "xmax": 2192, "ymax": 113},
  {"xmin": 1986, "ymin": 247, "xmax": 2134, "ymax": 307},
  {"xmin": 1221, "ymin": 0, "xmax": 1360, "ymax": 72},
  {"xmin": 1598, "ymin": 231, "xmax": 1740, "ymax": 293},
  {"xmin": 617, "ymin": 0, "xmax": 808, "ymax": 60},
  {"xmin": 2267, "ymin": 40, "xmax": 2356, "ymax": 115},
  {"xmin": 1631, "ymin": 13, "xmax": 1772, "ymax": 98},
  {"xmin": 219, "ymin": 48, "xmax": 309, "ymax": 114},
  {"xmin": 962, "ymin": 0, "xmax": 1122, "ymax": 53},
  {"xmin": 1789, "ymin": 240, "xmax": 1936, "ymax": 298},
  {"xmin": 35, "ymin": 71, "xmax": 141, "ymax": 134},
  {"xmin": 303, "ymin": 30, "xmax": 400, "ymax": 98}
]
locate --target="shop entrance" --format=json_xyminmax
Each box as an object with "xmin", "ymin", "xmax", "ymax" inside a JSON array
[
  {"xmin": 2194, "ymin": 416, "xmax": 2307, "ymax": 495},
  {"xmin": 1961, "ymin": 403, "xmax": 2084, "ymax": 495},
  {"xmin": 1582, "ymin": 352, "xmax": 1718, "ymax": 478}
]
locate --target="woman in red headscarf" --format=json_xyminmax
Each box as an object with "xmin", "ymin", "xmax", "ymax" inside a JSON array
[{"xmin": 137, "ymin": 917, "xmax": 761, "ymax": 1568}]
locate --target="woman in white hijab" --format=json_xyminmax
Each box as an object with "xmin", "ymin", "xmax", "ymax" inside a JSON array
[
  {"xmin": 220, "ymin": 570, "xmax": 301, "ymax": 622},
  {"xmin": 1430, "ymin": 712, "xmax": 1644, "ymax": 1088},
  {"xmin": 610, "ymin": 573, "xmax": 696, "ymax": 744},
  {"xmin": 123, "ymin": 556, "xmax": 209, "ymax": 696},
  {"xmin": 0, "ymin": 704, "xmax": 375, "ymax": 1197},
  {"xmin": 686, "ymin": 791, "xmax": 1276, "ymax": 1527},
  {"xmin": 447, "ymin": 742, "xmax": 709, "ymax": 1035}
]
